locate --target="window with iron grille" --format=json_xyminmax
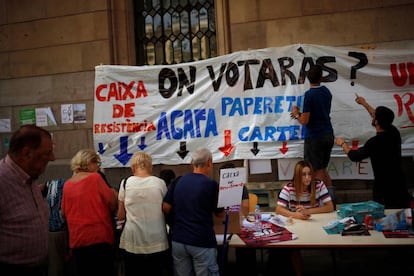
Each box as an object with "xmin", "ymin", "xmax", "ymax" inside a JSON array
[{"xmin": 134, "ymin": 0, "xmax": 217, "ymax": 65}]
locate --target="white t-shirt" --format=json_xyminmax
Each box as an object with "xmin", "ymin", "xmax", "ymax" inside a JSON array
[{"xmin": 118, "ymin": 175, "xmax": 168, "ymax": 254}]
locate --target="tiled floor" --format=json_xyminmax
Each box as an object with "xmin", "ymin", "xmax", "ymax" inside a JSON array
[
  {"xmin": 114, "ymin": 244, "xmax": 414, "ymax": 276},
  {"xmin": 301, "ymin": 248, "xmax": 414, "ymax": 276},
  {"xmin": 223, "ymin": 247, "xmax": 414, "ymax": 276}
]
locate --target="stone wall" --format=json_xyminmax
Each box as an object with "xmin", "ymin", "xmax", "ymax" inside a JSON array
[{"xmin": 0, "ymin": 0, "xmax": 413, "ymax": 197}]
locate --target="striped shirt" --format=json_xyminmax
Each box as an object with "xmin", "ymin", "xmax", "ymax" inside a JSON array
[
  {"xmin": 277, "ymin": 180, "xmax": 332, "ymax": 211},
  {"xmin": 0, "ymin": 156, "xmax": 49, "ymax": 265}
]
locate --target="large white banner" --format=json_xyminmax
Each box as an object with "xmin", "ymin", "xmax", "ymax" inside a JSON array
[{"xmin": 94, "ymin": 44, "xmax": 414, "ymax": 167}]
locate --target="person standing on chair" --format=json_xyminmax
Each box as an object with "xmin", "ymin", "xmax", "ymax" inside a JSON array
[{"xmin": 290, "ymin": 64, "xmax": 335, "ymax": 205}]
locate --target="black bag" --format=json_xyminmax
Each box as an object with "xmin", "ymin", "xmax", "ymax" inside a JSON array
[
  {"xmin": 165, "ymin": 176, "xmax": 182, "ymax": 233},
  {"xmin": 341, "ymin": 223, "xmax": 370, "ymax": 236},
  {"xmin": 115, "ymin": 177, "xmax": 129, "ymax": 233}
]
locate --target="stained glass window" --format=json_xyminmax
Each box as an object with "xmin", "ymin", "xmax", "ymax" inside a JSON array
[{"xmin": 134, "ymin": 0, "xmax": 217, "ymax": 65}]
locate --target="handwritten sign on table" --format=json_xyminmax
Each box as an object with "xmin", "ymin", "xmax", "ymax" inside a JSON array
[{"xmin": 217, "ymin": 167, "xmax": 246, "ymax": 208}]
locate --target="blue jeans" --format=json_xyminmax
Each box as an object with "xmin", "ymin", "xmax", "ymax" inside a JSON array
[{"xmin": 172, "ymin": 241, "xmax": 219, "ymax": 276}]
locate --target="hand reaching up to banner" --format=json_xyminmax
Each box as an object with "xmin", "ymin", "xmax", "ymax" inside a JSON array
[
  {"xmin": 337, "ymin": 97, "xmax": 411, "ymax": 208},
  {"xmin": 355, "ymin": 93, "xmax": 376, "ymax": 118},
  {"xmin": 290, "ymin": 105, "xmax": 301, "ymax": 119},
  {"xmin": 335, "ymin": 137, "xmax": 351, "ymax": 154}
]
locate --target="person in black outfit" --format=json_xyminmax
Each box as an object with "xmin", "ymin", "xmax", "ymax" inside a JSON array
[
  {"xmin": 160, "ymin": 169, "xmax": 176, "ymax": 188},
  {"xmin": 291, "ymin": 65, "xmax": 335, "ymax": 202},
  {"xmin": 160, "ymin": 169, "xmax": 180, "ymax": 276},
  {"xmin": 336, "ymin": 94, "xmax": 410, "ymax": 208}
]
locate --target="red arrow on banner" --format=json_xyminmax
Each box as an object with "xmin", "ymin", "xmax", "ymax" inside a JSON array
[
  {"xmin": 218, "ymin": 129, "xmax": 235, "ymax": 156},
  {"xmin": 279, "ymin": 141, "xmax": 288, "ymax": 154}
]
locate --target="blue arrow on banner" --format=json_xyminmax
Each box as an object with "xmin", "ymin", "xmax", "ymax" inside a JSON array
[
  {"xmin": 114, "ymin": 136, "xmax": 133, "ymax": 165},
  {"xmin": 138, "ymin": 136, "xmax": 147, "ymax": 150},
  {"xmin": 97, "ymin": 142, "xmax": 106, "ymax": 154}
]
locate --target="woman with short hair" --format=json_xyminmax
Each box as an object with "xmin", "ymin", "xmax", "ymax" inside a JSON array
[
  {"xmin": 61, "ymin": 149, "xmax": 117, "ymax": 276},
  {"xmin": 117, "ymin": 152, "xmax": 169, "ymax": 276}
]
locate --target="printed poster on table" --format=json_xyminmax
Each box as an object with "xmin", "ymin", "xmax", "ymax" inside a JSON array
[
  {"xmin": 217, "ymin": 167, "xmax": 246, "ymax": 208},
  {"xmin": 239, "ymin": 221, "xmax": 297, "ymax": 246}
]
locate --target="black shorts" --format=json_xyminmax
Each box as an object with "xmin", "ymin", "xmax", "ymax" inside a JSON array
[{"xmin": 304, "ymin": 133, "xmax": 334, "ymax": 170}]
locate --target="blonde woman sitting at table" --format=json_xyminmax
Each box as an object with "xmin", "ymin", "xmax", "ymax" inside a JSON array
[
  {"xmin": 269, "ymin": 160, "xmax": 334, "ymax": 276},
  {"xmin": 276, "ymin": 160, "xmax": 334, "ymax": 220}
]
